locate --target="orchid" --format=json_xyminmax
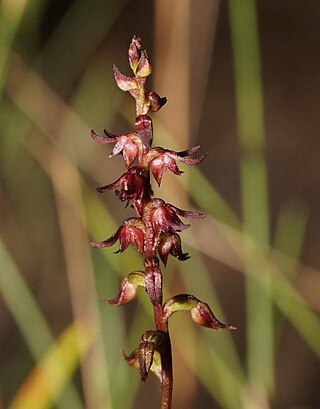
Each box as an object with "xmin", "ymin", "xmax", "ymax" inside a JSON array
[{"xmin": 90, "ymin": 36, "xmax": 236, "ymax": 409}]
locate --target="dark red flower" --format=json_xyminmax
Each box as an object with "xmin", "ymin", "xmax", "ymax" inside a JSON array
[
  {"xmin": 158, "ymin": 233, "xmax": 189, "ymax": 265},
  {"xmin": 91, "ymin": 130, "xmax": 141, "ymax": 168},
  {"xmin": 148, "ymin": 199, "xmax": 205, "ymax": 237},
  {"xmin": 146, "ymin": 146, "xmax": 207, "ymax": 186},
  {"xmin": 96, "ymin": 166, "xmax": 147, "ymax": 206},
  {"xmin": 90, "ymin": 217, "xmax": 146, "ymax": 254}
]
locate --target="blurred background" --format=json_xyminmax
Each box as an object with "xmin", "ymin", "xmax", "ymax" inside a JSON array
[{"xmin": 1, "ymin": 1, "xmax": 320, "ymax": 408}]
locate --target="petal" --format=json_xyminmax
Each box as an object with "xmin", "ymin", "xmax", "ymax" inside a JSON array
[
  {"xmin": 131, "ymin": 226, "xmax": 145, "ymax": 254},
  {"xmin": 164, "ymin": 154, "xmax": 184, "ymax": 176},
  {"xmin": 166, "ymin": 203, "xmax": 206, "ymax": 219},
  {"xmin": 175, "ymin": 145, "xmax": 201, "ymax": 157},
  {"xmin": 176, "ymin": 153, "xmax": 207, "ymax": 166},
  {"xmin": 113, "ymin": 64, "xmax": 138, "ymax": 91},
  {"xmin": 91, "ymin": 129, "xmax": 117, "ymax": 144},
  {"xmin": 150, "ymin": 157, "xmax": 165, "ymax": 186},
  {"xmin": 103, "ymin": 129, "xmax": 118, "ymax": 139},
  {"xmin": 96, "ymin": 174, "xmax": 125, "ymax": 193},
  {"xmin": 109, "ymin": 137, "xmax": 127, "ymax": 157},
  {"xmin": 123, "ymin": 140, "xmax": 139, "ymax": 167},
  {"xmin": 89, "ymin": 227, "xmax": 121, "ymax": 249}
]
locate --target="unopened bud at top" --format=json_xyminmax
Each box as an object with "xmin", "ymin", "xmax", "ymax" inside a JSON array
[{"xmin": 128, "ymin": 35, "xmax": 142, "ymax": 74}]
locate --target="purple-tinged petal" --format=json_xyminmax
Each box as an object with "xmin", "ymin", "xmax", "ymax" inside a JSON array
[
  {"xmin": 166, "ymin": 203, "xmax": 206, "ymax": 219},
  {"xmin": 176, "ymin": 153, "xmax": 207, "ymax": 165},
  {"xmin": 91, "ymin": 129, "xmax": 117, "ymax": 144},
  {"xmin": 149, "ymin": 156, "xmax": 165, "ymax": 186},
  {"xmin": 103, "ymin": 129, "xmax": 117, "ymax": 139},
  {"xmin": 89, "ymin": 228, "xmax": 121, "ymax": 249},
  {"xmin": 97, "ymin": 174, "xmax": 125, "ymax": 193},
  {"xmin": 175, "ymin": 145, "xmax": 201, "ymax": 157},
  {"xmin": 109, "ymin": 137, "xmax": 127, "ymax": 157},
  {"xmin": 164, "ymin": 154, "xmax": 184, "ymax": 176},
  {"xmin": 122, "ymin": 139, "xmax": 139, "ymax": 167}
]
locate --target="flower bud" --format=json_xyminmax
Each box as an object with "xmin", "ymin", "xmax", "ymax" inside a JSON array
[
  {"xmin": 105, "ymin": 271, "xmax": 145, "ymax": 306},
  {"xmin": 163, "ymin": 294, "xmax": 236, "ymax": 331},
  {"xmin": 138, "ymin": 330, "xmax": 166, "ymax": 381},
  {"xmin": 191, "ymin": 301, "xmax": 237, "ymax": 331},
  {"xmin": 158, "ymin": 233, "xmax": 189, "ymax": 265},
  {"xmin": 148, "ymin": 91, "xmax": 167, "ymax": 112},
  {"xmin": 128, "ymin": 35, "xmax": 142, "ymax": 74}
]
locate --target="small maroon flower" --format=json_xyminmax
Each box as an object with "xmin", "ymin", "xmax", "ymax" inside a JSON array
[
  {"xmin": 90, "ymin": 217, "xmax": 146, "ymax": 254},
  {"xmin": 96, "ymin": 166, "xmax": 148, "ymax": 209},
  {"xmin": 158, "ymin": 233, "xmax": 189, "ymax": 265},
  {"xmin": 149, "ymin": 199, "xmax": 189, "ymax": 236},
  {"xmin": 146, "ymin": 146, "xmax": 207, "ymax": 186},
  {"xmin": 147, "ymin": 91, "xmax": 167, "ymax": 112},
  {"xmin": 148, "ymin": 199, "xmax": 205, "ymax": 237},
  {"xmin": 91, "ymin": 130, "xmax": 141, "ymax": 168}
]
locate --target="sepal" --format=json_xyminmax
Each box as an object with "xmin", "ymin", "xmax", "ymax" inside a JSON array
[
  {"xmin": 163, "ymin": 294, "xmax": 237, "ymax": 331},
  {"xmin": 139, "ymin": 330, "xmax": 166, "ymax": 381},
  {"xmin": 123, "ymin": 343, "xmax": 162, "ymax": 381},
  {"xmin": 89, "ymin": 217, "xmax": 146, "ymax": 254},
  {"xmin": 113, "ymin": 64, "xmax": 138, "ymax": 91}
]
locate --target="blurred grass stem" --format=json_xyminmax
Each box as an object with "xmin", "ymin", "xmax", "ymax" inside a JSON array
[{"xmin": 229, "ymin": 0, "xmax": 274, "ymax": 397}]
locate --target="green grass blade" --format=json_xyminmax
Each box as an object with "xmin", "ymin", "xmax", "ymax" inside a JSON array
[
  {"xmin": 9, "ymin": 322, "xmax": 93, "ymax": 409},
  {"xmin": 229, "ymin": 0, "xmax": 273, "ymax": 395},
  {"xmin": 0, "ymin": 238, "xmax": 84, "ymax": 409}
]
